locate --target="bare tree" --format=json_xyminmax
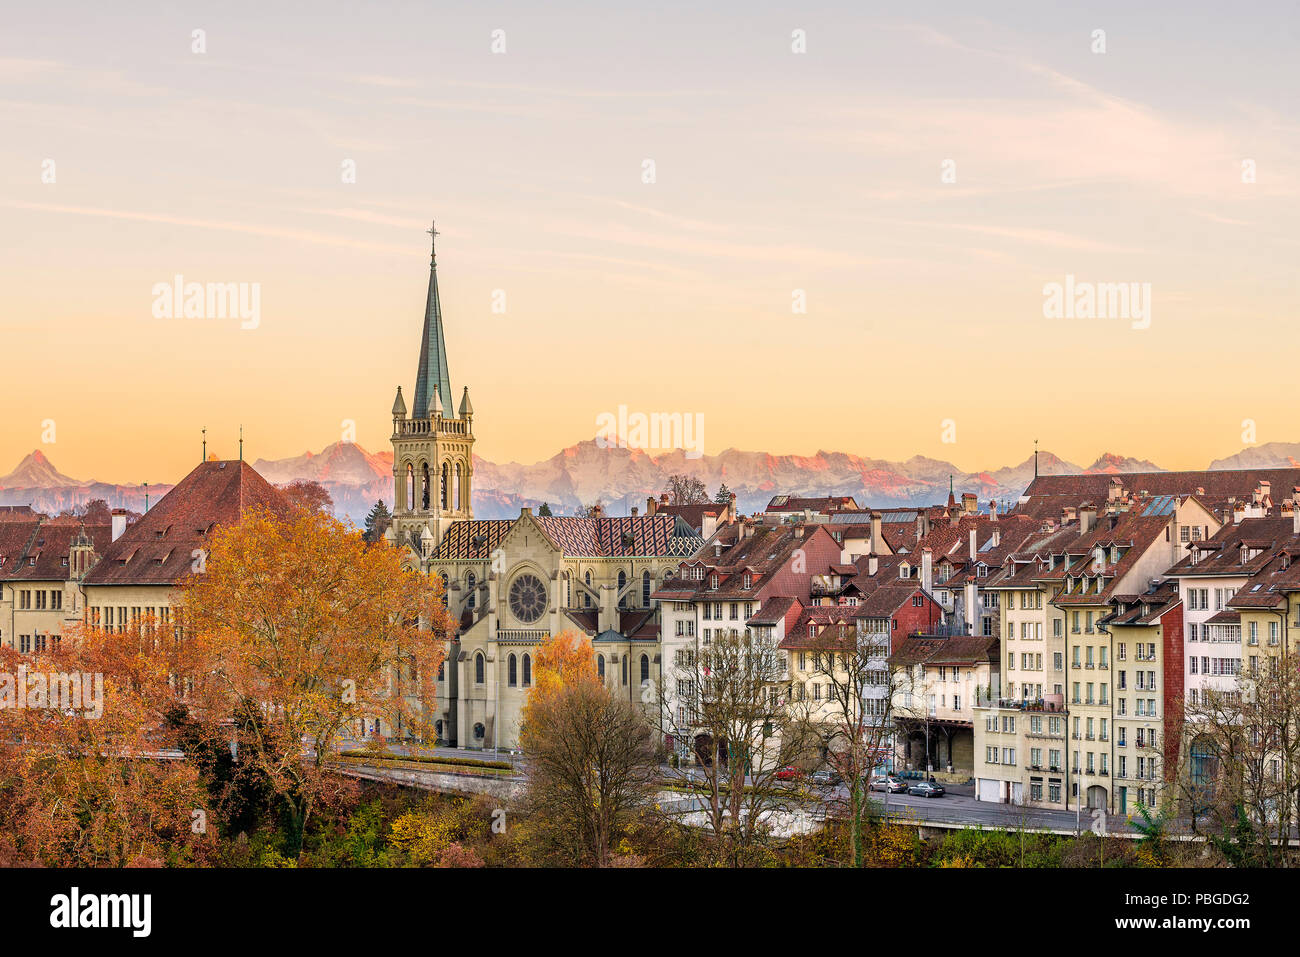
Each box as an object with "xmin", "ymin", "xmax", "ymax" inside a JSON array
[
  {"xmin": 657, "ymin": 626, "xmax": 818, "ymax": 864},
  {"xmin": 520, "ymin": 652, "xmax": 659, "ymax": 867},
  {"xmin": 803, "ymin": 621, "xmax": 903, "ymax": 866},
  {"xmin": 664, "ymin": 474, "xmax": 709, "ymax": 506},
  {"xmin": 1172, "ymin": 661, "xmax": 1300, "ymax": 867}
]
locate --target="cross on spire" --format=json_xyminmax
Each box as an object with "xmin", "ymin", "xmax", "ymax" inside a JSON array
[{"xmin": 427, "ymin": 220, "xmax": 439, "ymax": 264}]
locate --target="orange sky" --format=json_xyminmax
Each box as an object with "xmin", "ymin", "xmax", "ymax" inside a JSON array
[{"xmin": 2, "ymin": 3, "xmax": 1296, "ymax": 485}]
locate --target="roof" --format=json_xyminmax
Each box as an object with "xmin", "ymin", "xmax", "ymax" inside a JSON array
[
  {"xmin": 889, "ymin": 634, "xmax": 998, "ymax": 668},
  {"xmin": 430, "ymin": 513, "xmax": 702, "ymax": 561},
  {"xmin": 411, "ymin": 233, "xmax": 454, "ymax": 420},
  {"xmin": 83, "ymin": 460, "xmax": 288, "ymax": 586},
  {"xmin": 0, "ymin": 518, "xmax": 113, "ymax": 582},
  {"xmin": 1014, "ymin": 468, "xmax": 1300, "ymax": 521},
  {"xmin": 765, "ymin": 495, "xmax": 859, "ymax": 514}
]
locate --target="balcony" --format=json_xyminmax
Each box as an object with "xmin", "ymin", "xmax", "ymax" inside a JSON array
[{"xmin": 976, "ymin": 695, "xmax": 1065, "ymax": 713}]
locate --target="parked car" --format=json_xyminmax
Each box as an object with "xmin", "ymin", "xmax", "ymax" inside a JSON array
[
  {"xmin": 775, "ymin": 765, "xmax": 804, "ymax": 781},
  {"xmin": 868, "ymin": 776, "xmax": 907, "ymax": 793},
  {"xmin": 907, "ymin": 781, "xmax": 946, "ymax": 798},
  {"xmin": 810, "ymin": 768, "xmax": 842, "ymax": 786}
]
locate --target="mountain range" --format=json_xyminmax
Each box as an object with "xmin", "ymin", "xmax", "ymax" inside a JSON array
[{"xmin": 4, "ymin": 441, "xmax": 1300, "ymax": 527}]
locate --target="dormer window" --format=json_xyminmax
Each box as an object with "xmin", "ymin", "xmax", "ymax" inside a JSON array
[
  {"xmin": 808, "ymin": 623, "xmax": 816, "ymax": 638},
  {"xmin": 710, "ymin": 574, "xmax": 718, "ymax": 590},
  {"xmin": 743, "ymin": 573, "xmax": 752, "ymax": 589},
  {"xmin": 899, "ymin": 563, "xmax": 910, "ymax": 579}
]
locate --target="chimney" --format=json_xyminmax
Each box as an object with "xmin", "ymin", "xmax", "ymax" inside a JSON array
[
  {"xmin": 871, "ymin": 511, "xmax": 883, "ymax": 553},
  {"xmin": 521, "ymin": 506, "xmax": 532, "ymax": 516},
  {"xmin": 1062, "ymin": 505, "xmax": 1076, "ymax": 523},
  {"xmin": 111, "ymin": 508, "xmax": 128, "ymax": 542},
  {"xmin": 989, "ymin": 500, "xmax": 998, "ymax": 522},
  {"xmin": 916, "ymin": 513, "xmax": 924, "ymax": 541},
  {"xmin": 1294, "ymin": 499, "xmax": 1300, "ymax": 536},
  {"xmin": 962, "ymin": 492, "xmax": 977, "ymax": 514},
  {"xmin": 794, "ymin": 525, "xmax": 805, "ymax": 539},
  {"xmin": 1108, "ymin": 478, "xmax": 1124, "ymax": 502},
  {"xmin": 991, "ymin": 525, "xmax": 1001, "ymax": 548},
  {"xmin": 921, "ymin": 547, "xmax": 933, "ymax": 594},
  {"xmin": 964, "ymin": 579, "xmax": 978, "ymax": 635},
  {"xmin": 631, "ymin": 506, "xmax": 639, "ymax": 517},
  {"xmin": 969, "ymin": 528, "xmax": 977, "ymax": 561},
  {"xmin": 646, "ymin": 496, "xmax": 657, "ymax": 516},
  {"xmin": 1079, "ymin": 505, "xmax": 1096, "ymax": 534},
  {"xmin": 591, "ymin": 503, "xmax": 603, "ymax": 518},
  {"xmin": 660, "ymin": 493, "xmax": 670, "ymax": 508},
  {"xmin": 868, "ymin": 554, "xmax": 878, "ymax": 576},
  {"xmin": 728, "ymin": 492, "xmax": 737, "ymax": 525}
]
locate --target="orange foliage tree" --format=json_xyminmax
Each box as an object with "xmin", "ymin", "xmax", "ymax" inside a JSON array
[
  {"xmin": 0, "ymin": 640, "xmax": 214, "ymax": 866},
  {"xmin": 180, "ymin": 507, "xmax": 454, "ymax": 856}
]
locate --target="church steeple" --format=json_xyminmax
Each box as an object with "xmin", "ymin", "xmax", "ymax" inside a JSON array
[
  {"xmin": 391, "ymin": 221, "xmax": 476, "ymax": 559},
  {"xmin": 412, "ymin": 220, "xmax": 453, "ymax": 420}
]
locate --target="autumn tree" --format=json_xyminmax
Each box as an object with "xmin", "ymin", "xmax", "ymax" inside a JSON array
[
  {"xmin": 519, "ymin": 630, "xmax": 659, "ymax": 866},
  {"xmin": 180, "ymin": 506, "xmax": 454, "ymax": 857},
  {"xmin": 0, "ymin": 642, "xmax": 214, "ymax": 866},
  {"xmin": 664, "ymin": 474, "xmax": 708, "ymax": 506},
  {"xmin": 278, "ymin": 479, "xmax": 334, "ymax": 515},
  {"xmin": 803, "ymin": 621, "xmax": 902, "ymax": 866}
]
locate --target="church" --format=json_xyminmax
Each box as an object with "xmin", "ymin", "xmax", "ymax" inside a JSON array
[{"xmin": 386, "ymin": 226, "xmax": 704, "ymax": 750}]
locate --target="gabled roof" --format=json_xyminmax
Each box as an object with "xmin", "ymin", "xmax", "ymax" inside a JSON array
[{"xmin": 84, "ymin": 460, "xmax": 288, "ymax": 586}]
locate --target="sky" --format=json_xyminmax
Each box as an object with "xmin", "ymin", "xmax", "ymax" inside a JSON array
[{"xmin": 1, "ymin": 0, "xmax": 1297, "ymax": 484}]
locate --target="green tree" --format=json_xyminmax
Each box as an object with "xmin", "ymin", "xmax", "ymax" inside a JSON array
[
  {"xmin": 363, "ymin": 499, "xmax": 392, "ymax": 543},
  {"xmin": 715, "ymin": 483, "xmax": 732, "ymax": 505},
  {"xmin": 538, "ymin": 502, "xmax": 553, "ymax": 517}
]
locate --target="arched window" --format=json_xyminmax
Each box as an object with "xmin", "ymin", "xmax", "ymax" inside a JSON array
[
  {"xmin": 466, "ymin": 572, "xmax": 476, "ymax": 610},
  {"xmin": 406, "ymin": 463, "xmax": 415, "ymax": 512},
  {"xmin": 584, "ymin": 570, "xmax": 592, "ymax": 609},
  {"xmin": 421, "ymin": 462, "xmax": 430, "ymax": 510},
  {"xmin": 621, "ymin": 655, "xmax": 628, "ymax": 685},
  {"xmin": 454, "ymin": 462, "xmax": 462, "ymax": 511},
  {"xmin": 640, "ymin": 653, "xmax": 650, "ymax": 685},
  {"xmin": 475, "ymin": 652, "xmax": 485, "ymax": 684},
  {"xmin": 441, "ymin": 462, "xmax": 449, "ymax": 509},
  {"xmin": 618, "ymin": 570, "xmax": 628, "ymax": 608},
  {"xmin": 508, "ymin": 653, "xmax": 517, "ymax": 687},
  {"xmin": 439, "ymin": 572, "xmax": 449, "ymax": 603},
  {"xmin": 643, "ymin": 570, "xmax": 652, "ymax": 607},
  {"xmin": 522, "ymin": 653, "xmax": 532, "ymax": 687},
  {"xmin": 597, "ymin": 655, "xmax": 606, "ymax": 680}
]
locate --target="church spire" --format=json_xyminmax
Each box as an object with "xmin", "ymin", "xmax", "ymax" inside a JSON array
[{"xmin": 412, "ymin": 220, "xmax": 454, "ymax": 420}]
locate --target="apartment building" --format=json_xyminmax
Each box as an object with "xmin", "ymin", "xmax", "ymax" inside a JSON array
[
  {"xmin": 1166, "ymin": 515, "xmax": 1296, "ymax": 705},
  {"xmin": 890, "ymin": 634, "xmax": 998, "ymax": 777},
  {"xmin": 1103, "ymin": 583, "xmax": 1183, "ymax": 816},
  {"xmin": 654, "ymin": 521, "xmax": 843, "ymax": 762}
]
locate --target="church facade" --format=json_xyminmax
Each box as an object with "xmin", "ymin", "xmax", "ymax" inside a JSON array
[{"xmin": 387, "ymin": 227, "xmax": 703, "ymax": 750}]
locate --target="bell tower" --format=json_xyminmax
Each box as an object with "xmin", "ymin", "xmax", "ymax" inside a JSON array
[{"xmin": 390, "ymin": 221, "xmax": 475, "ymax": 556}]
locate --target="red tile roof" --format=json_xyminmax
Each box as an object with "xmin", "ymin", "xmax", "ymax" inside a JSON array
[{"xmin": 83, "ymin": 460, "xmax": 287, "ymax": 586}]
